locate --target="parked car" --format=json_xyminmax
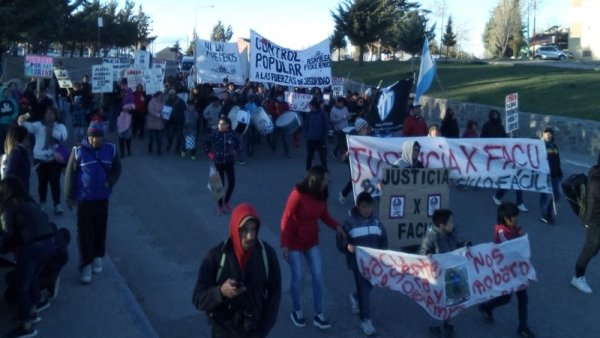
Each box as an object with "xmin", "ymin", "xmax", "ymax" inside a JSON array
[
  {"xmin": 535, "ymin": 46, "xmax": 568, "ymax": 60},
  {"xmin": 178, "ymin": 56, "xmax": 194, "ymax": 74}
]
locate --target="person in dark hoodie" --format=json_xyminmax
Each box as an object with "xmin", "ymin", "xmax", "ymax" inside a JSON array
[
  {"xmin": 393, "ymin": 140, "xmax": 424, "ymax": 169},
  {"xmin": 303, "ymin": 99, "xmax": 329, "ymax": 172},
  {"xmin": 336, "ymin": 191, "xmax": 387, "ymax": 336},
  {"xmin": 481, "ymin": 109, "xmax": 528, "ymax": 212},
  {"xmin": 2, "ymin": 126, "xmax": 31, "ymax": 192},
  {"xmin": 192, "ymin": 203, "xmax": 281, "ymax": 338},
  {"xmin": 539, "ymin": 127, "xmax": 563, "ymax": 224},
  {"xmin": 440, "ymin": 108, "xmax": 459, "ymax": 138}
]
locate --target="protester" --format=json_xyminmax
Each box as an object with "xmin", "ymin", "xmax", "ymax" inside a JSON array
[
  {"xmin": 336, "ymin": 191, "xmax": 387, "ymax": 336},
  {"xmin": 204, "ymin": 116, "xmax": 240, "ymax": 215},
  {"xmin": 571, "ymin": 154, "xmax": 600, "ymax": 294},
  {"xmin": 338, "ymin": 118, "xmax": 370, "ymax": 205},
  {"xmin": 440, "ymin": 108, "xmax": 459, "ymax": 138},
  {"xmin": 280, "ymin": 165, "xmax": 346, "ymax": 330},
  {"xmin": 192, "ymin": 203, "xmax": 281, "ymax": 338},
  {"xmin": 402, "ymin": 105, "xmax": 428, "ymax": 137},
  {"xmin": 428, "ymin": 124, "xmax": 440, "ymax": 137},
  {"xmin": 303, "ymin": 99, "xmax": 329, "ymax": 172},
  {"xmin": 267, "ymin": 91, "xmax": 291, "ymax": 158},
  {"xmin": 165, "ymin": 89, "xmax": 187, "ymax": 154},
  {"xmin": 329, "ymin": 97, "xmax": 349, "ymax": 160},
  {"xmin": 393, "ymin": 140, "xmax": 424, "ymax": 169},
  {"xmin": 117, "ymin": 86, "xmax": 134, "ymax": 158},
  {"xmin": 18, "ymin": 106, "xmax": 67, "ymax": 215},
  {"xmin": 132, "ymin": 84, "xmax": 148, "ymax": 139},
  {"xmin": 2, "ymin": 126, "xmax": 31, "ymax": 192},
  {"xmin": 0, "ymin": 176, "xmax": 56, "ymax": 338},
  {"xmin": 478, "ymin": 202, "xmax": 535, "ymax": 338},
  {"xmin": 65, "ymin": 121, "xmax": 121, "ymax": 284},
  {"xmin": 481, "ymin": 109, "xmax": 527, "ymax": 212},
  {"xmin": 461, "ymin": 120, "xmax": 478, "ymax": 138},
  {"xmin": 181, "ymin": 101, "xmax": 199, "ymax": 160},
  {"xmin": 539, "ymin": 127, "xmax": 563, "ymax": 224},
  {"xmin": 203, "ymin": 96, "xmax": 222, "ymax": 132},
  {"xmin": 419, "ymin": 209, "xmax": 467, "ymax": 337},
  {"xmin": 146, "ymin": 91, "xmax": 165, "ymax": 155}
]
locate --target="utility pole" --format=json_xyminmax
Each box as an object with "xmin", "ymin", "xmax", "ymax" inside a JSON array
[{"xmin": 532, "ymin": 0, "xmax": 538, "ymax": 56}]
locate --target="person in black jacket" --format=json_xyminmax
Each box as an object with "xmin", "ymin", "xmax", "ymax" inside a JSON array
[
  {"xmin": 0, "ymin": 176, "xmax": 56, "ymax": 338},
  {"xmin": 440, "ymin": 108, "xmax": 459, "ymax": 138},
  {"xmin": 192, "ymin": 203, "xmax": 281, "ymax": 338},
  {"xmin": 539, "ymin": 127, "xmax": 563, "ymax": 224},
  {"xmin": 303, "ymin": 99, "xmax": 329, "ymax": 172}
]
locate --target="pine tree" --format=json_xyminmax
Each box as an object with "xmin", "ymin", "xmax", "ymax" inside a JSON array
[{"xmin": 442, "ymin": 16, "xmax": 457, "ymax": 61}]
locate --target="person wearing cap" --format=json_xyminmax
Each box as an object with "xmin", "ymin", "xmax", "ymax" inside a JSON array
[
  {"xmin": 193, "ymin": 203, "xmax": 281, "ymax": 338},
  {"xmin": 18, "ymin": 106, "xmax": 68, "ymax": 215},
  {"xmin": 402, "ymin": 105, "xmax": 428, "ymax": 137},
  {"xmin": 64, "ymin": 121, "xmax": 121, "ymax": 284},
  {"xmin": 338, "ymin": 118, "xmax": 370, "ymax": 204},
  {"xmin": 539, "ymin": 127, "xmax": 563, "ymax": 224},
  {"xmin": 571, "ymin": 154, "xmax": 600, "ymax": 294}
]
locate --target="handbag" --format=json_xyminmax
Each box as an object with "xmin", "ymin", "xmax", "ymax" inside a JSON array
[{"xmin": 54, "ymin": 139, "xmax": 70, "ymax": 164}]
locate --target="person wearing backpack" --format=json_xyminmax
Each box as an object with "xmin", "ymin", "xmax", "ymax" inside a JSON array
[
  {"xmin": 192, "ymin": 203, "xmax": 281, "ymax": 338},
  {"xmin": 571, "ymin": 154, "xmax": 600, "ymax": 294},
  {"xmin": 539, "ymin": 127, "xmax": 563, "ymax": 224}
]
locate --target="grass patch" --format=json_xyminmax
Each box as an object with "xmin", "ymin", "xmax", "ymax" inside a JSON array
[{"xmin": 332, "ymin": 61, "xmax": 600, "ymax": 121}]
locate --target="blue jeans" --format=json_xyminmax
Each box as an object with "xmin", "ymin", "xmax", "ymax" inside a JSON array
[
  {"xmin": 288, "ymin": 245, "xmax": 324, "ymax": 314},
  {"xmin": 540, "ymin": 177, "xmax": 561, "ymax": 217}
]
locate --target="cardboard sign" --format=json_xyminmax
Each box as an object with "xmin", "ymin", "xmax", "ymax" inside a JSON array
[
  {"xmin": 53, "ymin": 67, "xmax": 73, "ymax": 88},
  {"xmin": 91, "ymin": 65, "xmax": 113, "ymax": 93},
  {"xmin": 144, "ymin": 68, "xmax": 164, "ymax": 95},
  {"xmin": 134, "ymin": 50, "xmax": 150, "ymax": 69},
  {"xmin": 505, "ymin": 92, "xmax": 519, "ymax": 134},
  {"xmin": 379, "ymin": 167, "xmax": 450, "ymax": 249},
  {"xmin": 24, "ymin": 55, "xmax": 53, "ymax": 78},
  {"xmin": 125, "ymin": 68, "xmax": 144, "ymax": 88},
  {"xmin": 103, "ymin": 58, "xmax": 131, "ymax": 82}
]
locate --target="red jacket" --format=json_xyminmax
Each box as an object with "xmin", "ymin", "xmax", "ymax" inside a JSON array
[
  {"xmin": 280, "ymin": 187, "xmax": 339, "ymax": 251},
  {"xmin": 134, "ymin": 91, "xmax": 147, "ymax": 114},
  {"xmin": 494, "ymin": 224, "xmax": 523, "ymax": 243},
  {"xmin": 402, "ymin": 115, "xmax": 428, "ymax": 136}
]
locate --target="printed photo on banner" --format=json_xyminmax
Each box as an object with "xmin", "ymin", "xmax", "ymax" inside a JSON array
[
  {"xmin": 195, "ymin": 38, "xmax": 244, "ymax": 85},
  {"xmin": 355, "ymin": 235, "xmax": 537, "ymax": 320},
  {"xmin": 284, "ymin": 91, "xmax": 312, "ymax": 112},
  {"xmin": 24, "ymin": 55, "xmax": 53, "ymax": 78},
  {"xmin": 249, "ymin": 30, "xmax": 332, "ymax": 87},
  {"xmin": 347, "ymin": 135, "xmax": 552, "ymax": 202}
]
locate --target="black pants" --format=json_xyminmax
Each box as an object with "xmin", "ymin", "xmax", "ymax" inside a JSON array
[
  {"xmin": 271, "ymin": 126, "xmax": 289, "ymax": 156},
  {"xmin": 132, "ymin": 111, "xmax": 146, "ymax": 137},
  {"xmin": 166, "ymin": 122, "xmax": 183, "ymax": 152},
  {"xmin": 575, "ymin": 224, "xmax": 600, "ymax": 277},
  {"xmin": 77, "ymin": 200, "xmax": 109, "ymax": 267},
  {"xmin": 305, "ymin": 139, "xmax": 327, "ymax": 172},
  {"xmin": 35, "ymin": 160, "xmax": 63, "ymax": 206},
  {"xmin": 352, "ymin": 265, "xmax": 373, "ymax": 320},
  {"xmin": 480, "ymin": 289, "xmax": 529, "ymax": 330},
  {"xmin": 216, "ymin": 162, "xmax": 235, "ymax": 207}
]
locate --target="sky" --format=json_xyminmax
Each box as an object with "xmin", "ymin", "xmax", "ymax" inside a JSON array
[{"xmin": 122, "ymin": 0, "xmax": 570, "ymax": 58}]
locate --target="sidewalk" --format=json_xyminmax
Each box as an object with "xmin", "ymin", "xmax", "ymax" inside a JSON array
[{"xmin": 0, "ymin": 216, "xmax": 158, "ymax": 338}]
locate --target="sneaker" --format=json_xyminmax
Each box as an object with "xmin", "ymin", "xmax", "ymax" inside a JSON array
[
  {"xmin": 517, "ymin": 327, "xmax": 536, "ymax": 338},
  {"xmin": 338, "ymin": 192, "xmax": 346, "ymax": 205},
  {"xmin": 313, "ymin": 313, "xmax": 331, "ymax": 329},
  {"xmin": 224, "ymin": 202, "xmax": 232, "ymax": 213},
  {"xmin": 539, "ymin": 216, "xmax": 548, "ymax": 224},
  {"xmin": 54, "ymin": 204, "xmax": 64, "ymax": 215},
  {"xmin": 4, "ymin": 326, "xmax": 38, "ymax": 338},
  {"xmin": 349, "ymin": 293, "xmax": 359, "ymax": 315},
  {"xmin": 478, "ymin": 304, "xmax": 494, "ymax": 323},
  {"xmin": 92, "ymin": 257, "xmax": 103, "ymax": 274},
  {"xmin": 516, "ymin": 203, "xmax": 528, "ymax": 212},
  {"xmin": 360, "ymin": 319, "xmax": 376, "ymax": 336},
  {"xmin": 190, "ymin": 156, "xmax": 196, "ymax": 161},
  {"xmin": 571, "ymin": 276, "xmax": 593, "ymax": 294},
  {"xmin": 216, "ymin": 206, "xmax": 224, "ymax": 216},
  {"xmin": 289, "ymin": 310, "xmax": 306, "ymax": 327},
  {"xmin": 492, "ymin": 195, "xmax": 501, "ymax": 206},
  {"xmin": 181, "ymin": 151, "xmax": 186, "ymax": 158},
  {"xmin": 30, "ymin": 314, "xmax": 42, "ymax": 324},
  {"xmin": 80, "ymin": 265, "xmax": 92, "ymax": 284},
  {"xmin": 35, "ymin": 299, "xmax": 50, "ymax": 313}
]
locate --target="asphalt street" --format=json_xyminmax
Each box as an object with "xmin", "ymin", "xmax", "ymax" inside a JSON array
[{"xmin": 1, "ymin": 133, "xmax": 598, "ymax": 338}]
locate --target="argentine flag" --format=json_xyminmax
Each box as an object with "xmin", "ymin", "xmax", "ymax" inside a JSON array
[{"xmin": 414, "ymin": 38, "xmax": 436, "ymax": 105}]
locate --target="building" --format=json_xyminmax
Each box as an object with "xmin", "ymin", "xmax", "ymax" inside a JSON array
[{"xmin": 569, "ymin": 0, "xmax": 600, "ymax": 60}]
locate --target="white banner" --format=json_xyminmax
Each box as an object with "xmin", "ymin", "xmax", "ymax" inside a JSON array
[
  {"xmin": 103, "ymin": 58, "xmax": 131, "ymax": 82},
  {"xmin": 284, "ymin": 91, "xmax": 312, "ymax": 112},
  {"xmin": 134, "ymin": 50, "xmax": 150, "ymax": 69},
  {"xmin": 505, "ymin": 93, "xmax": 519, "ymax": 134},
  {"xmin": 144, "ymin": 68, "xmax": 164, "ymax": 95},
  {"xmin": 347, "ymin": 136, "xmax": 551, "ymax": 200},
  {"xmin": 125, "ymin": 68, "xmax": 145, "ymax": 88},
  {"xmin": 91, "ymin": 65, "xmax": 113, "ymax": 93},
  {"xmin": 53, "ymin": 67, "xmax": 73, "ymax": 88},
  {"xmin": 356, "ymin": 235, "xmax": 536, "ymax": 320},
  {"xmin": 249, "ymin": 30, "xmax": 332, "ymax": 87},
  {"xmin": 195, "ymin": 38, "xmax": 244, "ymax": 85}
]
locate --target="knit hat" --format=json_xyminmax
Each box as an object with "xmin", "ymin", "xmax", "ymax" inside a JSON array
[
  {"xmin": 354, "ymin": 118, "xmax": 368, "ymax": 131},
  {"xmin": 543, "ymin": 127, "xmax": 554, "ymax": 134},
  {"xmin": 87, "ymin": 122, "xmax": 104, "ymax": 137}
]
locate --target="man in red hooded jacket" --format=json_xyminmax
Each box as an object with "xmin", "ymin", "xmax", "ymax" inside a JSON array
[{"xmin": 192, "ymin": 203, "xmax": 281, "ymax": 338}]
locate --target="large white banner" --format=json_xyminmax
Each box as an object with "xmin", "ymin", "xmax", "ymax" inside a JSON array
[
  {"xmin": 356, "ymin": 235, "xmax": 536, "ymax": 320},
  {"xmin": 250, "ymin": 30, "xmax": 332, "ymax": 87},
  {"xmin": 195, "ymin": 38, "xmax": 244, "ymax": 85},
  {"xmin": 347, "ymin": 136, "xmax": 551, "ymax": 200}
]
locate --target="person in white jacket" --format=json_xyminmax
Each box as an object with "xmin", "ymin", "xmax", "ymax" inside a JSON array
[{"xmin": 18, "ymin": 106, "xmax": 68, "ymax": 215}]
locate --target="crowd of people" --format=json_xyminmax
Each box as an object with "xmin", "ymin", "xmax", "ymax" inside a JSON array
[{"xmin": 0, "ymin": 68, "xmax": 598, "ymax": 338}]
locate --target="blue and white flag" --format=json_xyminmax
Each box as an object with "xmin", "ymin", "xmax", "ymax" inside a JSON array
[{"xmin": 414, "ymin": 38, "xmax": 436, "ymax": 105}]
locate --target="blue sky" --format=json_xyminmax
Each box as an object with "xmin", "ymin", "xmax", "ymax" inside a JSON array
[{"xmin": 125, "ymin": 0, "xmax": 569, "ymax": 58}]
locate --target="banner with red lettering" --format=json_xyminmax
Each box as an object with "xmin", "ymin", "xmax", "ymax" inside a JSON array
[
  {"xmin": 347, "ymin": 136, "xmax": 551, "ymax": 200},
  {"xmin": 355, "ymin": 235, "xmax": 536, "ymax": 320}
]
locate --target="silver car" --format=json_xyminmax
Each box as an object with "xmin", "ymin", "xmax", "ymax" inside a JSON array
[{"xmin": 534, "ymin": 46, "xmax": 568, "ymax": 60}]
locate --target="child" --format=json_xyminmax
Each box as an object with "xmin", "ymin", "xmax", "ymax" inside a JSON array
[
  {"xmin": 336, "ymin": 191, "xmax": 387, "ymax": 336},
  {"xmin": 462, "ymin": 120, "xmax": 478, "ymax": 138},
  {"xmin": 418, "ymin": 208, "xmax": 464, "ymax": 337},
  {"xmin": 478, "ymin": 202, "xmax": 535, "ymax": 338},
  {"xmin": 182, "ymin": 101, "xmax": 199, "ymax": 160},
  {"xmin": 539, "ymin": 127, "xmax": 562, "ymax": 224}
]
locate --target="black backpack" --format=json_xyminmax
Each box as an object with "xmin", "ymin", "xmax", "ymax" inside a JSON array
[{"xmin": 561, "ymin": 173, "xmax": 587, "ymax": 222}]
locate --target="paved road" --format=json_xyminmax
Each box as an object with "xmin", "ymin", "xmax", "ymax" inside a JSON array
[{"xmin": 1, "ymin": 133, "xmax": 599, "ymax": 338}]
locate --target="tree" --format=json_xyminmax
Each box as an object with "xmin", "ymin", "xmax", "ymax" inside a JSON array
[
  {"xmin": 330, "ymin": 28, "xmax": 347, "ymax": 61},
  {"xmin": 331, "ymin": 0, "xmax": 399, "ymax": 65},
  {"xmin": 484, "ymin": 0, "xmax": 523, "ymax": 58},
  {"xmin": 186, "ymin": 30, "xmax": 198, "ymax": 56},
  {"xmin": 442, "ymin": 16, "xmax": 457, "ymax": 61},
  {"xmin": 170, "ymin": 40, "xmax": 182, "ymax": 60},
  {"xmin": 396, "ymin": 10, "xmax": 436, "ymax": 69},
  {"xmin": 210, "ymin": 20, "xmax": 233, "ymax": 42}
]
